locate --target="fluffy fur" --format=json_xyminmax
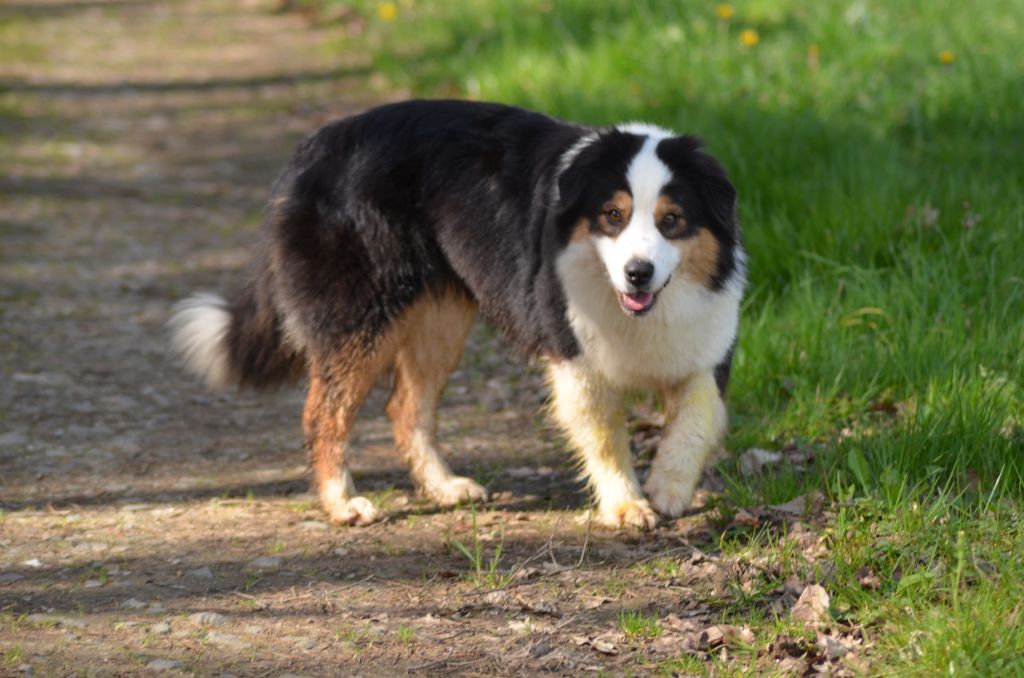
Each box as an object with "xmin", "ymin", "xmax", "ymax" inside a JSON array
[{"xmin": 170, "ymin": 99, "xmax": 746, "ymax": 528}]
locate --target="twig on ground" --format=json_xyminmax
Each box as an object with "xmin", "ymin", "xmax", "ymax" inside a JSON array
[
  {"xmin": 631, "ymin": 545, "xmax": 697, "ymax": 565},
  {"xmin": 576, "ymin": 505, "xmax": 594, "ymax": 568}
]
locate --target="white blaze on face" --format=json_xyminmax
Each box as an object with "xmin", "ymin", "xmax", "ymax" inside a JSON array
[{"xmin": 594, "ymin": 135, "xmax": 680, "ymax": 293}]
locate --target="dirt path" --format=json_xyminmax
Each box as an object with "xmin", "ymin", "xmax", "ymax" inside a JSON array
[{"xmin": 0, "ymin": 3, "xmax": 742, "ymax": 675}]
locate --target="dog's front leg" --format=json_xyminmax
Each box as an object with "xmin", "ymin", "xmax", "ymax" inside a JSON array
[
  {"xmin": 643, "ymin": 372, "xmax": 727, "ymax": 518},
  {"xmin": 547, "ymin": 360, "xmax": 657, "ymax": 529}
]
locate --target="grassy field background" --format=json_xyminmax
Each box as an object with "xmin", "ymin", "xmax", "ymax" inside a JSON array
[{"xmin": 325, "ymin": 0, "xmax": 1024, "ymax": 672}]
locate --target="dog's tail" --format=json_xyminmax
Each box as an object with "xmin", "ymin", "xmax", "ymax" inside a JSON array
[{"xmin": 169, "ymin": 270, "xmax": 305, "ymax": 390}]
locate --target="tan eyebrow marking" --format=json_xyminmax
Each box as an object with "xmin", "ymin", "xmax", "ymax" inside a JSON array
[
  {"xmin": 654, "ymin": 195, "xmax": 686, "ymax": 226},
  {"xmin": 597, "ymin": 190, "xmax": 633, "ymax": 236}
]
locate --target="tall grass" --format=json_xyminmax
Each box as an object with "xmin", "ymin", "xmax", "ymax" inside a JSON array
[{"xmin": 344, "ymin": 0, "xmax": 1024, "ymax": 501}]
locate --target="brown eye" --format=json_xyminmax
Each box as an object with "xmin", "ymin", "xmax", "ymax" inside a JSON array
[
  {"xmin": 662, "ymin": 213, "xmax": 686, "ymax": 232},
  {"xmin": 606, "ymin": 208, "xmax": 623, "ymax": 224}
]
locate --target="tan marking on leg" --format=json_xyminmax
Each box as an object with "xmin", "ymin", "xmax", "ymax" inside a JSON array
[
  {"xmin": 643, "ymin": 371, "xmax": 727, "ymax": 517},
  {"xmin": 547, "ymin": 359, "xmax": 656, "ymax": 530},
  {"xmin": 305, "ymin": 338, "xmax": 397, "ymax": 526},
  {"xmin": 386, "ymin": 290, "xmax": 486, "ymax": 506}
]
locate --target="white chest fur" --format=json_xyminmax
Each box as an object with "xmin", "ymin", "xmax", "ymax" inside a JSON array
[{"xmin": 556, "ymin": 241, "xmax": 744, "ymax": 389}]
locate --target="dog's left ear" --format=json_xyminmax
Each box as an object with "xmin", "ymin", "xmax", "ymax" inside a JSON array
[
  {"xmin": 658, "ymin": 136, "xmax": 737, "ymax": 233},
  {"xmin": 556, "ymin": 158, "xmax": 590, "ymax": 218}
]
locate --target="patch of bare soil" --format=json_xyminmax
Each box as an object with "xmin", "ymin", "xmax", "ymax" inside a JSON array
[{"xmin": 0, "ymin": 2, "xmax": 858, "ymax": 675}]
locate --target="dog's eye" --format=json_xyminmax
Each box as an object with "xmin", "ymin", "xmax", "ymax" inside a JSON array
[
  {"xmin": 661, "ymin": 213, "xmax": 688, "ymax": 235},
  {"xmin": 606, "ymin": 208, "xmax": 623, "ymax": 224}
]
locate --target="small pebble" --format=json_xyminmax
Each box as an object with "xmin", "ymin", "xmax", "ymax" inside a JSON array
[
  {"xmin": 27, "ymin": 614, "xmax": 85, "ymax": 629},
  {"xmin": 291, "ymin": 636, "xmax": 317, "ymax": 650},
  {"xmin": 246, "ymin": 556, "xmax": 282, "ymax": 570},
  {"xmin": 146, "ymin": 659, "xmax": 182, "ymax": 670},
  {"xmin": 152, "ymin": 622, "xmax": 172, "ymax": 635},
  {"xmin": 188, "ymin": 611, "xmax": 227, "ymax": 626},
  {"xmin": 206, "ymin": 631, "xmax": 246, "ymax": 649}
]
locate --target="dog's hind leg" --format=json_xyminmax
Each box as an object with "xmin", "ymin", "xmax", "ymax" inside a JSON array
[
  {"xmin": 304, "ymin": 346, "xmax": 395, "ymax": 526},
  {"xmin": 547, "ymin": 360, "xmax": 657, "ymax": 530},
  {"xmin": 386, "ymin": 291, "xmax": 488, "ymax": 506}
]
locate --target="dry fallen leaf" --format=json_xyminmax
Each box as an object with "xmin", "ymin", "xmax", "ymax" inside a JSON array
[
  {"xmin": 739, "ymin": 448, "xmax": 783, "ymax": 476},
  {"xmin": 855, "ymin": 566, "xmax": 881, "ymax": 590},
  {"xmin": 650, "ymin": 632, "xmax": 686, "ymax": 655},
  {"xmin": 663, "ymin": 613, "xmax": 699, "ymax": 633},
  {"xmin": 776, "ymin": 656, "xmax": 808, "ymax": 674},
  {"xmin": 771, "ymin": 490, "xmax": 826, "ymax": 517},
  {"xmin": 696, "ymin": 624, "xmax": 754, "ymax": 650},
  {"xmin": 733, "ymin": 508, "xmax": 762, "ymax": 527},
  {"xmin": 771, "ymin": 495, "xmax": 806, "ymax": 515},
  {"xmin": 819, "ymin": 634, "xmax": 850, "ymax": 659},
  {"xmin": 590, "ymin": 633, "xmax": 621, "ymax": 655},
  {"xmin": 727, "ymin": 625, "xmax": 756, "ymax": 645},
  {"xmin": 699, "ymin": 625, "xmax": 726, "ymax": 648},
  {"xmin": 791, "ymin": 584, "xmax": 831, "ymax": 625},
  {"xmin": 582, "ymin": 596, "xmax": 613, "ymax": 610}
]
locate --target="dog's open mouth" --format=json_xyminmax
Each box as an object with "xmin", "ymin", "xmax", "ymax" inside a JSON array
[
  {"xmin": 615, "ymin": 275, "xmax": 671, "ymax": 317},
  {"xmin": 616, "ymin": 290, "xmax": 658, "ymax": 316}
]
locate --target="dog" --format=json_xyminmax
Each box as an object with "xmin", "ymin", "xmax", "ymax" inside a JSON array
[{"xmin": 170, "ymin": 99, "xmax": 745, "ymax": 529}]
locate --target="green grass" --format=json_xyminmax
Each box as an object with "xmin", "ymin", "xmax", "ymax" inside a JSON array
[
  {"xmin": 448, "ymin": 508, "xmax": 512, "ymax": 588},
  {"xmin": 2, "ymin": 646, "xmax": 25, "ymax": 670},
  {"xmin": 320, "ymin": 0, "xmax": 1024, "ymax": 671},
  {"xmin": 618, "ymin": 609, "xmax": 663, "ymax": 640},
  {"xmin": 396, "ymin": 625, "xmax": 416, "ymax": 650}
]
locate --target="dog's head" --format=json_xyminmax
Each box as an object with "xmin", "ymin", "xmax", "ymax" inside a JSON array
[{"xmin": 557, "ymin": 125, "xmax": 740, "ymax": 317}]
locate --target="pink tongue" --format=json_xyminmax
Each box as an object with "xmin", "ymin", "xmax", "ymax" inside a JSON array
[{"xmin": 623, "ymin": 292, "xmax": 653, "ymax": 311}]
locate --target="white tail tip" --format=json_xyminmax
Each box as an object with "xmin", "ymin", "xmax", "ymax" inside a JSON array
[{"xmin": 168, "ymin": 293, "xmax": 233, "ymax": 388}]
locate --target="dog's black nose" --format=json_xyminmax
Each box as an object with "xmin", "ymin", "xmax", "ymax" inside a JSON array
[{"xmin": 624, "ymin": 259, "xmax": 654, "ymax": 287}]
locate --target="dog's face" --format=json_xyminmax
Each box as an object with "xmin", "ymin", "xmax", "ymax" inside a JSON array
[{"xmin": 559, "ymin": 127, "xmax": 739, "ymax": 317}]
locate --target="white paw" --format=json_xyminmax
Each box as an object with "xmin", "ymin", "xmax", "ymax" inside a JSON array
[
  {"xmin": 424, "ymin": 475, "xmax": 488, "ymax": 507},
  {"xmin": 643, "ymin": 472, "xmax": 696, "ymax": 518},
  {"xmin": 323, "ymin": 495, "xmax": 383, "ymax": 526},
  {"xmin": 595, "ymin": 499, "xmax": 658, "ymax": 530}
]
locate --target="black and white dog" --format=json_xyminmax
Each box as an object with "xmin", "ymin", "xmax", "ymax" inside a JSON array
[{"xmin": 170, "ymin": 100, "xmax": 745, "ymax": 529}]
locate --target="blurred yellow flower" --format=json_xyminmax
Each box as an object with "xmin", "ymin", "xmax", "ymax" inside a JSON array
[
  {"xmin": 716, "ymin": 4, "xmax": 734, "ymax": 20},
  {"xmin": 807, "ymin": 43, "xmax": 820, "ymax": 70},
  {"xmin": 740, "ymin": 29, "xmax": 759, "ymax": 47},
  {"xmin": 939, "ymin": 50, "xmax": 955, "ymax": 64},
  {"xmin": 377, "ymin": 2, "xmax": 397, "ymax": 21}
]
